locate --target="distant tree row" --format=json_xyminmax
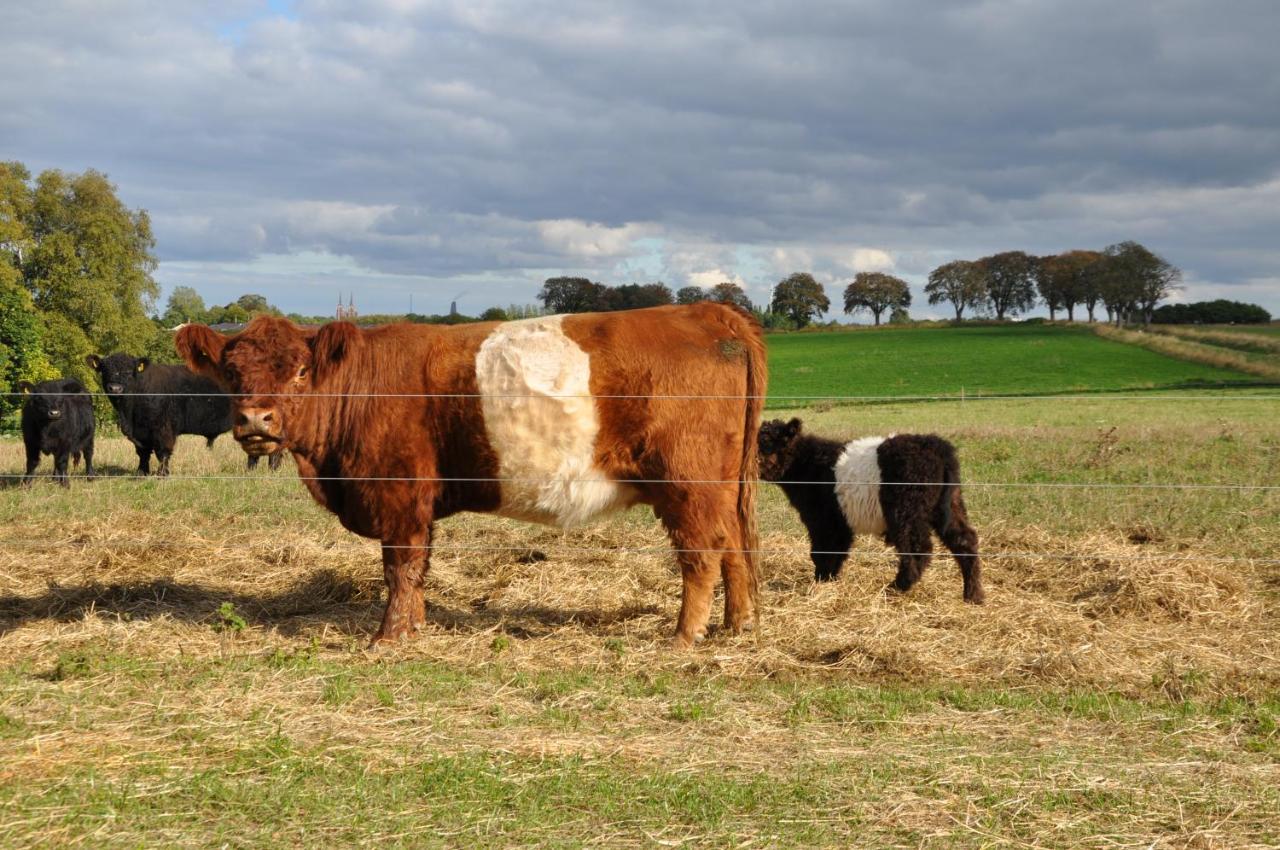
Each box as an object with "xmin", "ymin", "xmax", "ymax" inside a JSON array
[
  {"xmin": 160, "ymin": 288, "xmax": 282, "ymax": 327},
  {"xmin": 1152, "ymin": 300, "xmax": 1271, "ymax": 325},
  {"xmin": 924, "ymin": 242, "xmax": 1182, "ymax": 326}
]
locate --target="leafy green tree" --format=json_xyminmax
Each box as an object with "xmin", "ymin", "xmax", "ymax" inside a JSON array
[
  {"xmin": 843, "ymin": 272, "xmax": 911, "ymax": 326},
  {"xmin": 925, "ymin": 260, "xmax": 986, "ymax": 321},
  {"xmin": 235, "ymin": 293, "xmax": 271, "ymax": 314},
  {"xmin": 537, "ymin": 277, "xmax": 606, "ymax": 313},
  {"xmin": 0, "ymin": 278, "xmax": 57, "ymax": 418},
  {"xmin": 977, "ymin": 251, "xmax": 1037, "ymax": 320},
  {"xmin": 480, "ymin": 307, "xmax": 509, "ymax": 321},
  {"xmin": 889, "ymin": 305, "xmax": 911, "ymax": 324},
  {"xmin": 708, "ymin": 282, "xmax": 753, "ymax": 311},
  {"xmin": 22, "ymin": 168, "xmax": 159, "ymax": 355},
  {"xmin": 675, "ymin": 286, "xmax": 706, "ymax": 305},
  {"xmin": 160, "ymin": 286, "xmax": 208, "ymax": 327},
  {"xmin": 770, "ymin": 273, "xmax": 830, "ymax": 328}
]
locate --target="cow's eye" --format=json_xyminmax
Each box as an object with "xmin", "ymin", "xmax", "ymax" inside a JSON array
[{"xmin": 296, "ymin": 365, "xmax": 309, "ymax": 379}]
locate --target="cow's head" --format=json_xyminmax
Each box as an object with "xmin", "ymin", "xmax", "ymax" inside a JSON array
[
  {"xmin": 86, "ymin": 353, "xmax": 149, "ymax": 397},
  {"xmin": 757, "ymin": 418, "xmax": 805, "ymax": 482},
  {"xmin": 20, "ymin": 379, "xmax": 84, "ymax": 422},
  {"xmin": 176, "ymin": 317, "xmax": 351, "ymax": 457}
]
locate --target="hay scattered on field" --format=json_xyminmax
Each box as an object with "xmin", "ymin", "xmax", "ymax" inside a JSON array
[{"xmin": 2, "ymin": 509, "xmax": 1275, "ymax": 698}]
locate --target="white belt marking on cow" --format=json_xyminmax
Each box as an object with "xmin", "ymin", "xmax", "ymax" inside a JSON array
[
  {"xmin": 833, "ymin": 436, "xmax": 888, "ymax": 536},
  {"xmin": 475, "ymin": 315, "xmax": 635, "ymax": 527}
]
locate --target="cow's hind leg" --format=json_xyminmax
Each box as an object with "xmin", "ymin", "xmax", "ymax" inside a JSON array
[
  {"xmin": 887, "ymin": 523, "xmax": 933, "ymax": 596},
  {"xmin": 658, "ymin": 490, "xmax": 740, "ymax": 647},
  {"xmin": 937, "ymin": 495, "xmax": 984, "ymax": 604},
  {"xmin": 372, "ymin": 525, "xmax": 431, "ymax": 645},
  {"xmin": 84, "ymin": 438, "xmax": 95, "ymax": 480}
]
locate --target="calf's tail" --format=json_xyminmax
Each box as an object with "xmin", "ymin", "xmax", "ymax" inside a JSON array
[{"xmin": 737, "ymin": 321, "xmax": 768, "ymax": 615}]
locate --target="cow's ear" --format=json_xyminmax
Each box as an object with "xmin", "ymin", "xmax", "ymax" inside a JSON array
[
  {"xmin": 17, "ymin": 381, "xmax": 34, "ymax": 395},
  {"xmin": 175, "ymin": 324, "xmax": 227, "ymax": 381},
  {"xmin": 311, "ymin": 321, "xmax": 363, "ymax": 379},
  {"xmin": 135, "ymin": 357, "xmax": 150, "ymax": 373},
  {"xmin": 85, "ymin": 354, "xmax": 102, "ymax": 370},
  {"xmin": 785, "ymin": 417, "xmax": 804, "ymax": 439},
  {"xmin": 62, "ymin": 379, "xmax": 84, "ymax": 394}
]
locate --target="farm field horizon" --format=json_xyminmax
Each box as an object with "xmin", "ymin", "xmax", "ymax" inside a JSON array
[{"xmin": 1, "ymin": 325, "xmax": 1277, "ymax": 847}]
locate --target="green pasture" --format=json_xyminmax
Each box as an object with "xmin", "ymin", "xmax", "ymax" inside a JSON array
[{"xmin": 765, "ymin": 323, "xmax": 1266, "ymax": 402}]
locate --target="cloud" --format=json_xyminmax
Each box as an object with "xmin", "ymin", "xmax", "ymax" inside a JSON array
[{"xmin": 2, "ymin": 0, "xmax": 1278, "ymax": 314}]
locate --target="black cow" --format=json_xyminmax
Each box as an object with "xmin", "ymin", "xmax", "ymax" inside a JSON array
[
  {"xmin": 19, "ymin": 379, "xmax": 95, "ymax": 487},
  {"xmin": 86, "ymin": 353, "xmax": 283, "ymax": 475}
]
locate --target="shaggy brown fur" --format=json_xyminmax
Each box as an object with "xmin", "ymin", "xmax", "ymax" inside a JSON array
[
  {"xmin": 759, "ymin": 418, "xmax": 984, "ymax": 603},
  {"xmin": 176, "ymin": 304, "xmax": 766, "ymax": 647}
]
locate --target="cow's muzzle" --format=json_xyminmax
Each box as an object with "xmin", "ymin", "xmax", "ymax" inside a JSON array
[
  {"xmin": 47, "ymin": 409, "xmax": 62, "ymax": 419},
  {"xmin": 106, "ymin": 383, "xmax": 124, "ymax": 395},
  {"xmin": 234, "ymin": 408, "xmax": 283, "ymax": 455}
]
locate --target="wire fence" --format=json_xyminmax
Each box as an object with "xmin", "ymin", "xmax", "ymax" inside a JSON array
[
  {"xmin": 5, "ymin": 472, "xmax": 1280, "ymax": 491},
  {"xmin": 0, "ymin": 538, "xmax": 1275, "ymax": 565},
  {"xmin": 7, "ymin": 386, "xmax": 1276, "ymax": 564}
]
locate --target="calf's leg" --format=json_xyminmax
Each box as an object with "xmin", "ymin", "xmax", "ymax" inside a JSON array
[
  {"xmin": 135, "ymin": 444, "xmax": 152, "ymax": 475},
  {"xmin": 937, "ymin": 495, "xmax": 984, "ymax": 604},
  {"xmin": 805, "ymin": 510, "xmax": 853, "ymax": 582},
  {"xmin": 53, "ymin": 452, "xmax": 71, "ymax": 488},
  {"xmin": 84, "ymin": 438, "xmax": 95, "ymax": 480},
  {"xmin": 23, "ymin": 443, "xmax": 40, "ymax": 486},
  {"xmin": 888, "ymin": 523, "xmax": 933, "ymax": 595}
]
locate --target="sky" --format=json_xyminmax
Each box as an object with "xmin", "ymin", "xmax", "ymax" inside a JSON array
[{"xmin": 4, "ymin": 0, "xmax": 1279, "ymax": 320}]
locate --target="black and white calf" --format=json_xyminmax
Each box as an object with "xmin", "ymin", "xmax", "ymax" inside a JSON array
[
  {"xmin": 19, "ymin": 379, "xmax": 96, "ymax": 487},
  {"xmin": 758, "ymin": 418, "xmax": 984, "ymax": 603}
]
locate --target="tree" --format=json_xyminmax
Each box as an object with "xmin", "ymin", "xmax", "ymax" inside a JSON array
[
  {"xmin": 537, "ymin": 277, "xmax": 606, "ymax": 313},
  {"xmin": 1153, "ymin": 300, "xmax": 1271, "ymax": 324},
  {"xmin": 708, "ymin": 282, "xmax": 753, "ymax": 311},
  {"xmin": 842, "ymin": 272, "xmax": 911, "ymax": 326},
  {"xmin": 889, "ymin": 305, "xmax": 911, "ymax": 324},
  {"xmin": 0, "ymin": 277, "xmax": 57, "ymax": 418},
  {"xmin": 1038, "ymin": 250, "xmax": 1102, "ymax": 322},
  {"xmin": 235, "ymin": 293, "xmax": 271, "ymax": 315},
  {"xmin": 1102, "ymin": 241, "xmax": 1181, "ymax": 326},
  {"xmin": 23, "ymin": 167, "xmax": 159, "ymax": 354},
  {"xmin": 480, "ymin": 307, "xmax": 509, "ymax": 322},
  {"xmin": 925, "ymin": 260, "xmax": 986, "ymax": 321},
  {"xmin": 977, "ymin": 251, "xmax": 1037, "ymax": 320},
  {"xmin": 770, "ymin": 273, "xmax": 830, "ymax": 328},
  {"xmin": 675, "ymin": 286, "xmax": 705, "ymax": 305},
  {"xmin": 160, "ymin": 286, "xmax": 208, "ymax": 327}
]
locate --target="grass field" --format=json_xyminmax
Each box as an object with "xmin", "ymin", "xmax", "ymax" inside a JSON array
[
  {"xmin": 767, "ymin": 323, "xmax": 1267, "ymax": 401},
  {"xmin": 1, "ymin": 327, "xmax": 1278, "ymax": 847}
]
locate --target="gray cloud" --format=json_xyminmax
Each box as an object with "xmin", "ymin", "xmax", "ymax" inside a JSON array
[{"xmin": 3, "ymin": 0, "xmax": 1279, "ymax": 315}]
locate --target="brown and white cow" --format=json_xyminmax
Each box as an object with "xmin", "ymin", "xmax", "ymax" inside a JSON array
[{"xmin": 176, "ymin": 303, "xmax": 766, "ymax": 647}]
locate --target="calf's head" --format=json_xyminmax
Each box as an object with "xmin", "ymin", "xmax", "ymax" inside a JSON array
[
  {"xmin": 176, "ymin": 317, "xmax": 350, "ymax": 456},
  {"xmin": 757, "ymin": 418, "xmax": 805, "ymax": 481},
  {"xmin": 86, "ymin": 353, "xmax": 149, "ymax": 397},
  {"xmin": 20, "ymin": 379, "xmax": 85, "ymax": 422}
]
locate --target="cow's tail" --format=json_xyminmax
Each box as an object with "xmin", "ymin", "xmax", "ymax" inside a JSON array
[{"xmin": 737, "ymin": 319, "xmax": 768, "ymax": 621}]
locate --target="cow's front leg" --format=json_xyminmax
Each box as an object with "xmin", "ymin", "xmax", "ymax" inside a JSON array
[{"xmin": 371, "ymin": 526, "xmax": 431, "ymax": 645}]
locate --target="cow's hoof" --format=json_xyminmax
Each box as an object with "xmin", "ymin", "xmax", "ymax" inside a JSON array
[
  {"xmin": 964, "ymin": 589, "xmax": 986, "ymax": 605},
  {"xmin": 669, "ymin": 630, "xmax": 706, "ymax": 650}
]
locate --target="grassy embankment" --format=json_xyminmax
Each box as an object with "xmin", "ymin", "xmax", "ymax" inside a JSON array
[{"xmin": 0, "ymin": 324, "xmax": 1277, "ymax": 847}]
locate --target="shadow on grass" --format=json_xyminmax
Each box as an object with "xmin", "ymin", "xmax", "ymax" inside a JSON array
[{"xmin": 0, "ymin": 569, "xmax": 662, "ymax": 640}]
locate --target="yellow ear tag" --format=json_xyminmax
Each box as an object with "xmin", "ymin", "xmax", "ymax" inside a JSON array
[{"xmin": 136, "ymin": 362, "xmax": 146, "ymax": 373}]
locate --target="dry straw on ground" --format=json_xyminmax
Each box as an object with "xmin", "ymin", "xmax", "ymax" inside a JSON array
[{"xmin": 2, "ymin": 506, "xmax": 1275, "ymax": 698}]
